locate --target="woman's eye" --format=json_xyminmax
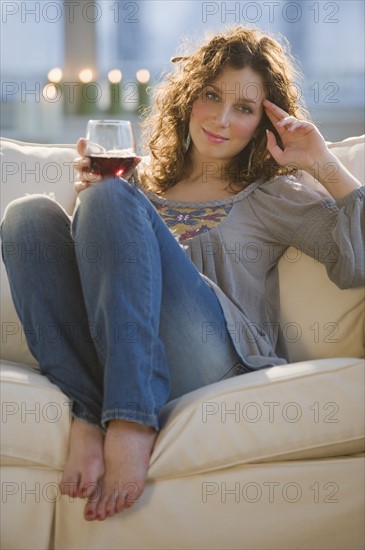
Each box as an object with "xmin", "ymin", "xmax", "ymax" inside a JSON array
[
  {"xmin": 237, "ymin": 105, "xmax": 252, "ymax": 114},
  {"xmin": 205, "ymin": 91, "xmax": 219, "ymax": 101}
]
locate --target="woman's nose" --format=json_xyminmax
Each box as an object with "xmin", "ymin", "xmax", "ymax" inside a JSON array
[{"xmin": 212, "ymin": 105, "xmax": 230, "ymax": 127}]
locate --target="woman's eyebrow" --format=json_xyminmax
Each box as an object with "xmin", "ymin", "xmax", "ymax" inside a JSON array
[{"xmin": 206, "ymin": 82, "xmax": 260, "ymax": 104}]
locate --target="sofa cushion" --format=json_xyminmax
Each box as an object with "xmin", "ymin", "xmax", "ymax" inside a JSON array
[
  {"xmin": 150, "ymin": 357, "xmax": 365, "ymax": 479},
  {"xmin": 0, "ymin": 362, "xmax": 70, "ymax": 469},
  {"xmin": 1, "ymin": 359, "xmax": 364, "ymax": 479}
]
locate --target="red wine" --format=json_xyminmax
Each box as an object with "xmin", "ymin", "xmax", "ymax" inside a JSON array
[{"xmin": 87, "ymin": 154, "xmax": 136, "ymax": 178}]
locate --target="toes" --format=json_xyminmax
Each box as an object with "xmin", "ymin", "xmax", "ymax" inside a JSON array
[
  {"xmin": 122, "ymin": 482, "xmax": 140, "ymax": 510},
  {"xmin": 84, "ymin": 482, "xmax": 102, "ymax": 521},
  {"xmin": 84, "ymin": 498, "xmax": 98, "ymax": 521},
  {"xmin": 60, "ymin": 476, "xmax": 100, "ymax": 500},
  {"xmin": 78, "ymin": 457, "xmax": 105, "ymax": 498},
  {"xmin": 59, "ymin": 475, "xmax": 80, "ymax": 498},
  {"xmin": 106, "ymin": 494, "xmax": 121, "ymax": 518},
  {"xmin": 96, "ymin": 491, "xmax": 114, "ymax": 521},
  {"xmin": 79, "ymin": 477, "xmax": 103, "ymax": 499},
  {"xmin": 84, "ymin": 481, "xmax": 144, "ymax": 519},
  {"xmin": 60, "ymin": 419, "xmax": 105, "ymax": 501},
  {"xmin": 95, "ymin": 486, "xmax": 129, "ymax": 520}
]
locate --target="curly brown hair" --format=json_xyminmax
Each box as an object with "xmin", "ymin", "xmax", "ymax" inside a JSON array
[{"xmin": 140, "ymin": 26, "xmax": 308, "ymax": 194}]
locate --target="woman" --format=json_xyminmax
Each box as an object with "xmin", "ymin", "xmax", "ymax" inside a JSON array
[{"xmin": 1, "ymin": 26, "xmax": 363, "ymax": 522}]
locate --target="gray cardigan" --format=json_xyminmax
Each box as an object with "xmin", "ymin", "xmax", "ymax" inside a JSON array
[{"xmin": 144, "ymin": 176, "xmax": 365, "ymax": 370}]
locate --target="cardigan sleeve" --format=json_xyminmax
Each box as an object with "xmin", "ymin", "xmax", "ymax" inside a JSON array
[{"xmin": 248, "ymin": 176, "xmax": 365, "ymax": 289}]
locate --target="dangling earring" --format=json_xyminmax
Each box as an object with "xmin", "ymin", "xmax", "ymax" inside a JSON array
[
  {"xmin": 247, "ymin": 139, "xmax": 256, "ymax": 175},
  {"xmin": 184, "ymin": 132, "xmax": 191, "ymax": 153}
]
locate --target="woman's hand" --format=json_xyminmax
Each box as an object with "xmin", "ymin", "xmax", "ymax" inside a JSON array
[
  {"xmin": 73, "ymin": 138, "xmax": 142, "ymax": 193},
  {"xmin": 263, "ymin": 99, "xmax": 328, "ymax": 173},
  {"xmin": 73, "ymin": 138, "xmax": 100, "ymax": 193},
  {"xmin": 263, "ymin": 99, "xmax": 361, "ymax": 200}
]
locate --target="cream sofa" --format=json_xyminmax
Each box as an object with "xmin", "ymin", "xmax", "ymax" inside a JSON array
[{"xmin": 0, "ymin": 135, "xmax": 364, "ymax": 550}]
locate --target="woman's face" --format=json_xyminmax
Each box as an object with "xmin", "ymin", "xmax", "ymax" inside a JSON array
[{"xmin": 189, "ymin": 65, "xmax": 265, "ymax": 166}]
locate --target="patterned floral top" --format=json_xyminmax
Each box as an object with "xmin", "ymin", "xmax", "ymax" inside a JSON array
[{"xmin": 151, "ymin": 202, "xmax": 233, "ymax": 242}]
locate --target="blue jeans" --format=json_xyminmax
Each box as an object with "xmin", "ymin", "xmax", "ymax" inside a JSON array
[{"xmin": 1, "ymin": 178, "xmax": 247, "ymax": 430}]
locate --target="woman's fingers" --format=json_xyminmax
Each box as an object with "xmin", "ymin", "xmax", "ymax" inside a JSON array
[
  {"xmin": 264, "ymin": 100, "xmax": 315, "ymax": 136},
  {"xmin": 275, "ymin": 116, "xmax": 304, "ymax": 134},
  {"xmin": 263, "ymin": 98, "xmax": 288, "ymax": 119},
  {"xmin": 264, "ymin": 100, "xmax": 305, "ymax": 135},
  {"xmin": 76, "ymin": 137, "xmax": 87, "ymax": 156},
  {"xmin": 276, "ymin": 117, "xmax": 315, "ymax": 136},
  {"xmin": 265, "ymin": 129, "xmax": 284, "ymax": 165},
  {"xmin": 263, "ymin": 107, "xmax": 280, "ymax": 126},
  {"xmin": 285, "ymin": 121, "xmax": 303, "ymax": 132},
  {"xmin": 74, "ymin": 156, "xmax": 91, "ymax": 172},
  {"xmin": 73, "ymin": 137, "xmax": 97, "ymax": 193},
  {"xmin": 286, "ymin": 121, "xmax": 309, "ymax": 133},
  {"xmin": 275, "ymin": 115, "xmax": 297, "ymax": 128},
  {"xmin": 266, "ymin": 130, "xmax": 282, "ymax": 162},
  {"xmin": 263, "ymin": 99, "xmax": 286, "ymax": 127},
  {"xmin": 74, "ymin": 181, "xmax": 88, "ymax": 193},
  {"xmin": 74, "ymin": 171, "xmax": 101, "ymax": 193},
  {"xmin": 74, "ymin": 138, "xmax": 90, "ymax": 174}
]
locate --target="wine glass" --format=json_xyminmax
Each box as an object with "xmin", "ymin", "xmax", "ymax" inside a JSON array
[{"xmin": 85, "ymin": 120, "xmax": 136, "ymax": 179}]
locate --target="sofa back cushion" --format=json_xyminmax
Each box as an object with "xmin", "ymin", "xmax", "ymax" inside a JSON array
[
  {"xmin": 278, "ymin": 136, "xmax": 364, "ymax": 362},
  {"xmin": 0, "ymin": 138, "xmax": 77, "ymax": 366},
  {"xmin": 0, "ymin": 137, "xmax": 77, "ymax": 219},
  {"xmin": 0, "ymin": 136, "xmax": 364, "ymax": 365}
]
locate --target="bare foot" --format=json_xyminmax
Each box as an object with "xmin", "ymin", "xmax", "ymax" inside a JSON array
[
  {"xmin": 59, "ymin": 418, "xmax": 105, "ymax": 501},
  {"xmin": 84, "ymin": 420, "xmax": 157, "ymax": 521}
]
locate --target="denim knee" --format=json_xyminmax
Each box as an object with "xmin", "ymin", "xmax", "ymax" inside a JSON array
[
  {"xmin": 77, "ymin": 177, "xmax": 138, "ymax": 214},
  {"xmin": 1, "ymin": 194, "xmax": 68, "ymax": 239}
]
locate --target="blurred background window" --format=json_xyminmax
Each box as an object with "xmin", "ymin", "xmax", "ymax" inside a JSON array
[{"xmin": 1, "ymin": 0, "xmax": 364, "ymax": 144}]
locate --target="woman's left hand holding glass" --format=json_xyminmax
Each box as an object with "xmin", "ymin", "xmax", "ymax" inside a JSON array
[
  {"xmin": 263, "ymin": 98, "xmax": 361, "ymax": 200},
  {"xmin": 74, "ymin": 137, "xmax": 141, "ymax": 194}
]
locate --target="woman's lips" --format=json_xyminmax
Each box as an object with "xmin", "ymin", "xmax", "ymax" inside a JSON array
[{"xmin": 203, "ymin": 128, "xmax": 229, "ymax": 143}]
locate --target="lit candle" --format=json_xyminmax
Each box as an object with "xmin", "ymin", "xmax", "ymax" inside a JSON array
[
  {"xmin": 47, "ymin": 67, "xmax": 67, "ymax": 115},
  {"xmin": 47, "ymin": 67, "xmax": 63, "ymax": 88},
  {"xmin": 46, "ymin": 66, "xmax": 64, "ymax": 115},
  {"xmin": 136, "ymin": 69, "xmax": 150, "ymax": 113},
  {"xmin": 108, "ymin": 69, "xmax": 124, "ymax": 115},
  {"xmin": 78, "ymin": 68, "xmax": 100, "ymax": 115}
]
